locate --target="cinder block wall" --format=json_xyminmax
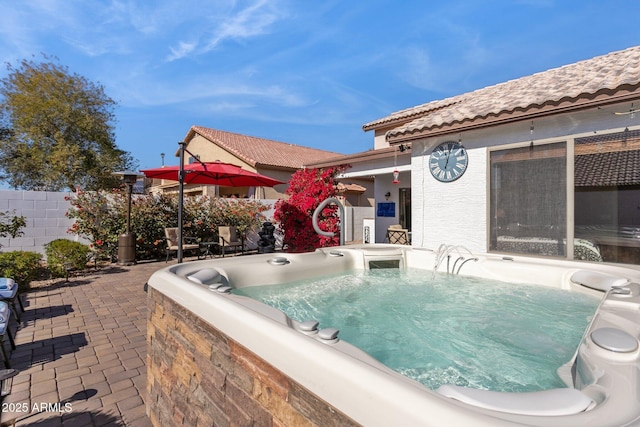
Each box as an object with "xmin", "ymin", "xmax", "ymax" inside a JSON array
[
  {"xmin": 146, "ymin": 288, "xmax": 360, "ymax": 427},
  {"xmin": 0, "ymin": 190, "xmax": 85, "ymax": 255}
]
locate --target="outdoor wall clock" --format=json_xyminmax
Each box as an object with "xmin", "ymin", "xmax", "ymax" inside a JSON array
[{"xmin": 429, "ymin": 141, "xmax": 468, "ymax": 182}]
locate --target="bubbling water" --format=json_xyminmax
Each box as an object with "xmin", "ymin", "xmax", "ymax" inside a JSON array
[{"xmin": 233, "ymin": 268, "xmax": 599, "ymax": 392}]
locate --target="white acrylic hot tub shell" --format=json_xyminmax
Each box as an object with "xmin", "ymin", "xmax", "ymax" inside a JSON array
[{"xmin": 147, "ymin": 245, "xmax": 640, "ymax": 427}]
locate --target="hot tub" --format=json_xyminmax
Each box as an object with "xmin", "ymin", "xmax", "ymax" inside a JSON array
[{"xmin": 146, "ymin": 245, "xmax": 640, "ymax": 427}]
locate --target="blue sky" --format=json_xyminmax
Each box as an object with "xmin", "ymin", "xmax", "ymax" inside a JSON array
[{"xmin": 1, "ymin": 0, "xmax": 639, "ymax": 170}]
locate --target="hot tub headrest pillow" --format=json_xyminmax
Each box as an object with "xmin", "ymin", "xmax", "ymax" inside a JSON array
[
  {"xmin": 570, "ymin": 270, "xmax": 629, "ymax": 292},
  {"xmin": 187, "ymin": 268, "xmax": 222, "ymax": 285},
  {"xmin": 437, "ymin": 385, "xmax": 593, "ymax": 416}
]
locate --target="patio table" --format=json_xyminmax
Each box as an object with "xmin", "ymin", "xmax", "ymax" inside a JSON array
[{"xmin": 199, "ymin": 241, "xmax": 219, "ymax": 259}]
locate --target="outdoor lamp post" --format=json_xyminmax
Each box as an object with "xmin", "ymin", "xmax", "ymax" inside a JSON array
[{"xmin": 113, "ymin": 171, "xmax": 144, "ymax": 266}]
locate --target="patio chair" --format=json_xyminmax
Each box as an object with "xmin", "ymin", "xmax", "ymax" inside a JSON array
[
  {"xmin": 218, "ymin": 226, "xmax": 244, "ymax": 257},
  {"xmin": 164, "ymin": 228, "xmax": 200, "ymax": 262},
  {"xmin": 0, "ymin": 278, "xmax": 24, "ymax": 323},
  {"xmin": 0, "ymin": 302, "xmax": 15, "ymax": 368},
  {"xmin": 387, "ymin": 225, "xmax": 410, "ymax": 245}
]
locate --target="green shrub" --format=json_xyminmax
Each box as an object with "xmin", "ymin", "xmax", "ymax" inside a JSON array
[
  {"xmin": 44, "ymin": 239, "xmax": 91, "ymax": 278},
  {"xmin": 0, "ymin": 251, "xmax": 43, "ymax": 292},
  {"xmin": 67, "ymin": 190, "xmax": 270, "ymax": 261}
]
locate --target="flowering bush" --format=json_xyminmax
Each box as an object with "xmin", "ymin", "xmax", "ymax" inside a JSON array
[
  {"xmin": 66, "ymin": 189, "xmax": 124, "ymax": 261},
  {"xmin": 67, "ymin": 190, "xmax": 269, "ymax": 261},
  {"xmin": 274, "ymin": 166, "xmax": 346, "ymax": 253},
  {"xmin": 184, "ymin": 196, "xmax": 269, "ymax": 238}
]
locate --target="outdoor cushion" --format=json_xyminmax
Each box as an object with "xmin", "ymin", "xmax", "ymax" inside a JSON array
[
  {"xmin": 0, "ymin": 278, "xmax": 15, "ymax": 290},
  {"xmin": 0, "ymin": 287, "xmax": 17, "ymax": 299},
  {"xmin": 0, "ymin": 302, "xmax": 9, "ymax": 324}
]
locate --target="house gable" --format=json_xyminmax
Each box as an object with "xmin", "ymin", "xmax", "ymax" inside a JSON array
[{"xmin": 182, "ymin": 126, "xmax": 342, "ymax": 170}]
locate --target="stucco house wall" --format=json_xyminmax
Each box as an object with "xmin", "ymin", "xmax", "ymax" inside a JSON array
[
  {"xmin": 410, "ymin": 105, "xmax": 639, "ymax": 253},
  {"xmin": 186, "ymin": 133, "xmax": 254, "ymax": 170}
]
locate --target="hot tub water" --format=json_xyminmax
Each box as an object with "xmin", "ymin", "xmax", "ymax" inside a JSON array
[{"xmin": 233, "ymin": 268, "xmax": 600, "ymax": 393}]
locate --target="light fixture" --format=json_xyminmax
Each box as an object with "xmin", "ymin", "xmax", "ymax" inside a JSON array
[
  {"xmin": 614, "ymin": 102, "xmax": 637, "ymax": 118},
  {"xmin": 385, "ymin": 192, "xmax": 391, "ymax": 200},
  {"xmin": 392, "ymin": 169, "xmax": 400, "ymax": 184},
  {"xmin": 398, "ymin": 144, "xmax": 411, "ymax": 152},
  {"xmin": 529, "ymin": 121, "xmax": 535, "ymax": 151},
  {"xmin": 112, "ymin": 171, "xmax": 144, "ymax": 266}
]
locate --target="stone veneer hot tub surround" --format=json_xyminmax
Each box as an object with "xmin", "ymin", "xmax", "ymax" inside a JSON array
[
  {"xmin": 146, "ymin": 287, "xmax": 360, "ymax": 427},
  {"xmin": 146, "ymin": 245, "xmax": 640, "ymax": 427}
]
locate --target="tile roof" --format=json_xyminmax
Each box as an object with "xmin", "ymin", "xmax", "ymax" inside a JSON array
[
  {"xmin": 305, "ymin": 146, "xmax": 399, "ymax": 168},
  {"xmin": 336, "ymin": 182, "xmax": 367, "ymax": 193},
  {"xmin": 185, "ymin": 126, "xmax": 341, "ymax": 170},
  {"xmin": 575, "ymin": 150, "xmax": 640, "ymax": 186},
  {"xmin": 573, "ymin": 128, "xmax": 640, "ymax": 187},
  {"xmin": 364, "ymin": 46, "xmax": 640, "ymax": 142}
]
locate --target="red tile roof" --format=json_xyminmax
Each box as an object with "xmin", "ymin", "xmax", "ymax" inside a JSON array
[
  {"xmin": 364, "ymin": 46, "xmax": 640, "ymax": 142},
  {"xmin": 184, "ymin": 126, "xmax": 341, "ymax": 170}
]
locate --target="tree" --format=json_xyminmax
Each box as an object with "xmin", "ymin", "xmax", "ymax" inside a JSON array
[{"xmin": 0, "ymin": 55, "xmax": 136, "ymax": 191}]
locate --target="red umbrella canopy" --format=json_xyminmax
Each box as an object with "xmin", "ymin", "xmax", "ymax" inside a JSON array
[{"xmin": 140, "ymin": 161, "xmax": 283, "ymax": 187}]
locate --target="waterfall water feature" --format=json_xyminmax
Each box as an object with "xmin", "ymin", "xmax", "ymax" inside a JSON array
[{"xmin": 432, "ymin": 244, "xmax": 478, "ymax": 278}]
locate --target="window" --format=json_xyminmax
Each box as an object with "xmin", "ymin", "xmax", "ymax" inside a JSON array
[
  {"xmin": 490, "ymin": 143, "xmax": 567, "ymax": 257},
  {"xmin": 188, "ymin": 155, "xmax": 200, "ymax": 164},
  {"xmin": 489, "ymin": 129, "xmax": 640, "ymax": 265},
  {"xmin": 574, "ymin": 129, "xmax": 640, "ymax": 264}
]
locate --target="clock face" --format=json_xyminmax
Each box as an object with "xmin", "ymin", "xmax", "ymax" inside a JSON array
[{"xmin": 429, "ymin": 141, "xmax": 468, "ymax": 182}]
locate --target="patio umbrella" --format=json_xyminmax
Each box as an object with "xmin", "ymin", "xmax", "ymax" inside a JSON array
[
  {"xmin": 140, "ymin": 146, "xmax": 283, "ymax": 262},
  {"xmin": 140, "ymin": 161, "xmax": 283, "ymax": 187}
]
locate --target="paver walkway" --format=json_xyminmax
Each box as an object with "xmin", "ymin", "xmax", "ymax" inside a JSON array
[{"xmin": 0, "ymin": 259, "xmax": 173, "ymax": 427}]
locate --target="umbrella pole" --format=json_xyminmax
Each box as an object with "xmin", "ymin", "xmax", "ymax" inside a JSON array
[{"xmin": 178, "ymin": 141, "xmax": 185, "ymax": 263}]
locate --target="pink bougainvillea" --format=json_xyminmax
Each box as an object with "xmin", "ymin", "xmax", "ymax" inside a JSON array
[{"xmin": 274, "ymin": 166, "xmax": 347, "ymax": 253}]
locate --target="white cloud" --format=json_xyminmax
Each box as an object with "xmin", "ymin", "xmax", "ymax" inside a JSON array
[
  {"xmin": 108, "ymin": 68, "xmax": 308, "ymax": 111},
  {"xmin": 205, "ymin": 0, "xmax": 281, "ymax": 48},
  {"xmin": 167, "ymin": 42, "xmax": 197, "ymax": 62},
  {"xmin": 166, "ymin": 0, "xmax": 286, "ymax": 61}
]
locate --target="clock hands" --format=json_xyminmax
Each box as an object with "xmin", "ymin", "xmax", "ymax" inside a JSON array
[
  {"xmin": 444, "ymin": 150, "xmax": 451, "ymax": 169},
  {"xmin": 430, "ymin": 141, "xmax": 468, "ymax": 182}
]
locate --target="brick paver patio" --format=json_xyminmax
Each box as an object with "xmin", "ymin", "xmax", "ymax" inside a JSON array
[{"xmin": 0, "ymin": 259, "xmax": 172, "ymax": 426}]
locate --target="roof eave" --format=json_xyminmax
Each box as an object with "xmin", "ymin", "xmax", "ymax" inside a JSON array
[
  {"xmin": 305, "ymin": 146, "xmax": 411, "ymax": 168},
  {"xmin": 253, "ymin": 163, "xmax": 297, "ymax": 172},
  {"xmin": 386, "ymin": 88, "xmax": 640, "ymax": 144},
  {"xmin": 362, "ymin": 100, "xmax": 462, "ymax": 131}
]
